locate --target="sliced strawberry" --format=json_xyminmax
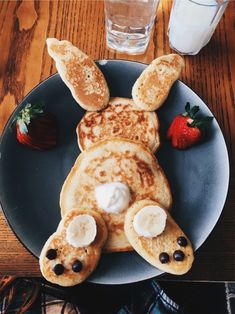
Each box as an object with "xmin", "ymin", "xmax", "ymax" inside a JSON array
[
  {"xmin": 15, "ymin": 102, "xmax": 57, "ymax": 150},
  {"xmin": 167, "ymin": 103, "xmax": 213, "ymax": 150}
]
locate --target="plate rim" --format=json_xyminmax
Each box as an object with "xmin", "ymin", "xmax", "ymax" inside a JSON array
[{"xmin": 0, "ymin": 59, "xmax": 230, "ymax": 284}]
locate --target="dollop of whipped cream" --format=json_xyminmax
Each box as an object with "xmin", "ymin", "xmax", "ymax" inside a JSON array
[{"xmin": 95, "ymin": 182, "xmax": 130, "ymax": 214}]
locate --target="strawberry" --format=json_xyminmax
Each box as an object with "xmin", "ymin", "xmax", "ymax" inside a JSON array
[
  {"xmin": 15, "ymin": 102, "xmax": 57, "ymax": 150},
  {"xmin": 167, "ymin": 102, "xmax": 213, "ymax": 149}
]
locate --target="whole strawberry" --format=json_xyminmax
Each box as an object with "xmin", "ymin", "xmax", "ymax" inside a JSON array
[
  {"xmin": 15, "ymin": 102, "xmax": 57, "ymax": 150},
  {"xmin": 167, "ymin": 102, "xmax": 213, "ymax": 150}
]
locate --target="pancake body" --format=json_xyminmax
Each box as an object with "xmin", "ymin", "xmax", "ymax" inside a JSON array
[
  {"xmin": 39, "ymin": 209, "xmax": 108, "ymax": 286},
  {"xmin": 60, "ymin": 138, "xmax": 172, "ymax": 253},
  {"xmin": 77, "ymin": 97, "xmax": 160, "ymax": 152},
  {"xmin": 124, "ymin": 199, "xmax": 194, "ymax": 275},
  {"xmin": 132, "ymin": 54, "xmax": 184, "ymax": 111},
  {"xmin": 46, "ymin": 38, "xmax": 109, "ymax": 111}
]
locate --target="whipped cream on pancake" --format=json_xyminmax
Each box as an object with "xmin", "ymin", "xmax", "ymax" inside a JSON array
[{"xmin": 95, "ymin": 182, "xmax": 130, "ymax": 214}]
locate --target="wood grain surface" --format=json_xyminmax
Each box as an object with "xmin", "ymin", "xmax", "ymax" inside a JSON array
[{"xmin": 0, "ymin": 0, "xmax": 234, "ymax": 281}]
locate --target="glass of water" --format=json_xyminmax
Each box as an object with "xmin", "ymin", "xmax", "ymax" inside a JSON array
[
  {"xmin": 168, "ymin": 0, "xmax": 229, "ymax": 55},
  {"xmin": 104, "ymin": 0, "xmax": 160, "ymax": 55}
]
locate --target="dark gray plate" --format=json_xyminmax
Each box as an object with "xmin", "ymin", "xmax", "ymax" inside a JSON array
[{"xmin": 0, "ymin": 60, "xmax": 229, "ymax": 284}]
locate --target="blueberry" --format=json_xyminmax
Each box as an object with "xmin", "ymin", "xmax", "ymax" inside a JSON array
[
  {"xmin": 46, "ymin": 249, "xmax": 57, "ymax": 260},
  {"xmin": 177, "ymin": 236, "xmax": 188, "ymax": 247},
  {"xmin": 72, "ymin": 260, "xmax": 83, "ymax": 273},
  {"xmin": 173, "ymin": 250, "xmax": 185, "ymax": 261},
  {"xmin": 159, "ymin": 252, "xmax": 170, "ymax": 264},
  {"xmin": 53, "ymin": 264, "xmax": 64, "ymax": 275}
]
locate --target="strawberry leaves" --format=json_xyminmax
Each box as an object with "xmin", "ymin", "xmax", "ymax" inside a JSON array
[
  {"xmin": 15, "ymin": 102, "xmax": 57, "ymax": 150},
  {"xmin": 183, "ymin": 102, "xmax": 200, "ymax": 119},
  {"xmin": 167, "ymin": 102, "xmax": 213, "ymax": 150},
  {"xmin": 189, "ymin": 116, "xmax": 214, "ymax": 132},
  {"xmin": 15, "ymin": 102, "xmax": 45, "ymax": 134},
  {"xmin": 184, "ymin": 103, "xmax": 213, "ymax": 132}
]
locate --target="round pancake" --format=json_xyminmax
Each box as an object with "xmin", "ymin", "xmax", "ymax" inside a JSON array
[
  {"xmin": 60, "ymin": 138, "xmax": 172, "ymax": 253},
  {"xmin": 77, "ymin": 97, "xmax": 160, "ymax": 152}
]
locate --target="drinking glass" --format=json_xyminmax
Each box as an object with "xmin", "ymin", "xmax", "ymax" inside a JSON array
[
  {"xmin": 168, "ymin": 0, "xmax": 229, "ymax": 55},
  {"xmin": 104, "ymin": 0, "xmax": 160, "ymax": 55}
]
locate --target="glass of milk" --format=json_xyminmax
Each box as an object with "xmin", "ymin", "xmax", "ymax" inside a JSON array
[
  {"xmin": 168, "ymin": 0, "xmax": 229, "ymax": 55},
  {"xmin": 104, "ymin": 0, "xmax": 160, "ymax": 55}
]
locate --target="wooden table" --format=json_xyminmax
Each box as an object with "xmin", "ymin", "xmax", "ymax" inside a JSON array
[{"xmin": 0, "ymin": 0, "xmax": 234, "ymax": 282}]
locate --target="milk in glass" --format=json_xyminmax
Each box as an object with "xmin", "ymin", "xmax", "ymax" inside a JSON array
[{"xmin": 168, "ymin": 0, "xmax": 229, "ymax": 55}]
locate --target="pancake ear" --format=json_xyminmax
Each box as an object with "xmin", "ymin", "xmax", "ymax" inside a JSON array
[
  {"xmin": 132, "ymin": 54, "xmax": 184, "ymax": 111},
  {"xmin": 46, "ymin": 38, "xmax": 110, "ymax": 111}
]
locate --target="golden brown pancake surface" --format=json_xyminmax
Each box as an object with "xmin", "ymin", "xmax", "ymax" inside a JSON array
[
  {"xmin": 124, "ymin": 199, "xmax": 194, "ymax": 275},
  {"xmin": 77, "ymin": 97, "xmax": 160, "ymax": 152},
  {"xmin": 46, "ymin": 38, "xmax": 109, "ymax": 111},
  {"xmin": 132, "ymin": 54, "xmax": 184, "ymax": 111},
  {"xmin": 60, "ymin": 138, "xmax": 172, "ymax": 253},
  {"xmin": 39, "ymin": 209, "xmax": 108, "ymax": 286}
]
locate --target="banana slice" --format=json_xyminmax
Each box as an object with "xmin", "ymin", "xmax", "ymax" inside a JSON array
[
  {"xmin": 66, "ymin": 214, "xmax": 97, "ymax": 247},
  {"xmin": 133, "ymin": 205, "xmax": 167, "ymax": 238}
]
